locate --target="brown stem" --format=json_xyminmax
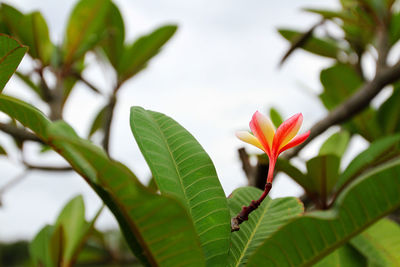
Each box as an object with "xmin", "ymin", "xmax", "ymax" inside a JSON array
[
  {"xmin": 231, "ymin": 182, "xmax": 272, "ymax": 232},
  {"xmin": 0, "ymin": 122, "xmax": 44, "ymax": 143}
]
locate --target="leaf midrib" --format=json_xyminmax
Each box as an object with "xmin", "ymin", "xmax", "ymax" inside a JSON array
[
  {"xmin": 235, "ymin": 199, "xmax": 273, "ymax": 267},
  {"xmin": 147, "ymin": 113, "xmax": 190, "ymax": 209}
]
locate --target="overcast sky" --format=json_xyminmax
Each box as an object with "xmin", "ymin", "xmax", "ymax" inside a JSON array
[{"xmin": 0, "ymin": 0, "xmax": 362, "ymax": 242}]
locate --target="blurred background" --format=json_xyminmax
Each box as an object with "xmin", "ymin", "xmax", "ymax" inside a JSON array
[{"xmin": 2, "ymin": 0, "xmax": 387, "ymax": 265}]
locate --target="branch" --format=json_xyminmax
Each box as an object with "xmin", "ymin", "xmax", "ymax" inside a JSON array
[
  {"xmin": 279, "ymin": 19, "xmax": 325, "ymax": 66},
  {"xmin": 0, "ymin": 170, "xmax": 29, "ymax": 206},
  {"xmin": 284, "ymin": 59, "xmax": 400, "ymax": 159},
  {"xmin": 0, "ymin": 122, "xmax": 44, "ymax": 143}
]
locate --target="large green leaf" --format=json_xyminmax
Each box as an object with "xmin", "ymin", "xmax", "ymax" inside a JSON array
[
  {"xmin": 337, "ymin": 134, "xmax": 400, "ymax": 190},
  {"xmin": 130, "ymin": 106, "xmax": 230, "ymax": 266},
  {"xmin": 377, "ymin": 85, "xmax": 400, "ymax": 135},
  {"xmin": 306, "ymin": 154, "xmax": 340, "ymax": 198},
  {"xmin": 0, "ymin": 34, "xmax": 27, "ymax": 92},
  {"xmin": 319, "ymin": 131, "xmax": 350, "ymax": 158},
  {"xmin": 63, "ymin": 0, "xmax": 110, "ymax": 65},
  {"xmin": 246, "ymin": 159, "xmax": 400, "ymax": 266},
  {"xmin": 0, "ymin": 96, "xmax": 206, "ymax": 266},
  {"xmin": 275, "ymin": 158, "xmax": 315, "ymax": 193},
  {"xmin": 351, "ymin": 218, "xmax": 400, "ymax": 266},
  {"xmin": 278, "ymin": 29, "xmax": 340, "ymax": 59},
  {"xmin": 227, "ymin": 187, "xmax": 303, "ymax": 267},
  {"xmin": 314, "ymin": 244, "xmax": 366, "ymax": 267},
  {"xmin": 118, "ymin": 25, "xmax": 177, "ymax": 83}
]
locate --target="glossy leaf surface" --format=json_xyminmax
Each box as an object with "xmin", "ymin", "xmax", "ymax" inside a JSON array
[
  {"xmin": 130, "ymin": 106, "xmax": 230, "ymax": 266},
  {"xmin": 247, "ymin": 159, "xmax": 400, "ymax": 266},
  {"xmin": 228, "ymin": 187, "xmax": 303, "ymax": 267},
  {"xmin": 0, "ymin": 34, "xmax": 27, "ymax": 91}
]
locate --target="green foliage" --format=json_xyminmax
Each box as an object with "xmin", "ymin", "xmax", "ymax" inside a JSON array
[
  {"xmin": 228, "ymin": 187, "xmax": 303, "ymax": 266},
  {"xmin": 117, "ymin": 25, "xmax": 177, "ymax": 83},
  {"xmin": 0, "ymin": 95, "xmax": 206, "ymax": 267},
  {"xmin": 30, "ymin": 195, "xmax": 101, "ymax": 267},
  {"xmin": 247, "ymin": 159, "xmax": 400, "ymax": 266},
  {"xmin": 269, "ymin": 107, "xmax": 283, "ymax": 128},
  {"xmin": 88, "ymin": 105, "xmax": 107, "ymax": 138},
  {"xmin": 320, "ymin": 64, "xmax": 381, "ymax": 141},
  {"xmin": 278, "ymin": 29, "xmax": 341, "ymax": 59},
  {"xmin": 337, "ymin": 134, "xmax": 400, "ymax": 190},
  {"xmin": 0, "ymin": 5, "xmax": 53, "ymax": 65},
  {"xmin": 130, "ymin": 106, "xmax": 230, "ymax": 266},
  {"xmin": 319, "ymin": 131, "xmax": 350, "ymax": 158},
  {"xmin": 30, "ymin": 225, "xmax": 63, "ymax": 267},
  {"xmin": 0, "ymin": 34, "xmax": 27, "ymax": 91},
  {"xmin": 377, "ymin": 85, "xmax": 400, "ymax": 135},
  {"xmin": 351, "ymin": 218, "xmax": 400, "ymax": 266},
  {"xmin": 314, "ymin": 244, "xmax": 366, "ymax": 267},
  {"xmin": 63, "ymin": 0, "xmax": 111, "ymax": 65}
]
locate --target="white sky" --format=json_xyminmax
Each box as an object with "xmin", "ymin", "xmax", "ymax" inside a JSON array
[{"xmin": 1, "ymin": 0, "xmax": 369, "ymax": 242}]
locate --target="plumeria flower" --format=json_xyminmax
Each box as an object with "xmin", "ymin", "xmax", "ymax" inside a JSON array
[{"xmin": 236, "ymin": 111, "xmax": 310, "ymax": 183}]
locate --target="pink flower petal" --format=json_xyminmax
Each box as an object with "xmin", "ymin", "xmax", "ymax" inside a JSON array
[
  {"xmin": 272, "ymin": 113, "xmax": 303, "ymax": 153},
  {"xmin": 278, "ymin": 131, "xmax": 310, "ymax": 154}
]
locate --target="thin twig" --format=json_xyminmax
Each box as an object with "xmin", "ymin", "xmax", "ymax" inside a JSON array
[{"xmin": 72, "ymin": 72, "xmax": 101, "ymax": 94}]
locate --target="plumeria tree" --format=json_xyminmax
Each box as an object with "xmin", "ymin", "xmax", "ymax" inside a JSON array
[{"xmin": 0, "ymin": 0, "xmax": 400, "ymax": 266}]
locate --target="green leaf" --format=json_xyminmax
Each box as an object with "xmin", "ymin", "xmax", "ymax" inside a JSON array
[
  {"xmin": 47, "ymin": 126, "xmax": 207, "ymax": 267},
  {"xmin": 118, "ymin": 25, "xmax": 177, "ymax": 83},
  {"xmin": 30, "ymin": 225, "xmax": 64, "ymax": 267},
  {"xmin": 246, "ymin": 159, "xmax": 400, "ymax": 266},
  {"xmin": 63, "ymin": 0, "xmax": 110, "ymax": 65},
  {"xmin": 314, "ymin": 244, "xmax": 366, "ymax": 267},
  {"xmin": 101, "ymin": 2, "xmax": 125, "ymax": 69},
  {"xmin": 228, "ymin": 187, "xmax": 303, "ymax": 267},
  {"xmin": 337, "ymin": 134, "xmax": 400, "ymax": 190},
  {"xmin": 278, "ymin": 29, "xmax": 340, "ymax": 59},
  {"xmin": 351, "ymin": 218, "xmax": 400, "ymax": 266},
  {"xmin": 269, "ymin": 107, "xmax": 283, "ymax": 128},
  {"xmin": 389, "ymin": 12, "xmax": 400, "ymax": 45},
  {"xmin": 0, "ymin": 94, "xmax": 51, "ymax": 139},
  {"xmin": 319, "ymin": 64, "xmax": 381, "ymax": 141},
  {"xmin": 275, "ymin": 158, "xmax": 315, "ymax": 193},
  {"xmin": 16, "ymin": 12, "xmax": 53, "ymax": 64},
  {"xmin": 55, "ymin": 195, "xmax": 89, "ymax": 263},
  {"xmin": 0, "ymin": 96, "xmax": 206, "ymax": 266},
  {"xmin": 0, "ymin": 4, "xmax": 24, "ymax": 34},
  {"xmin": 319, "ymin": 131, "xmax": 350, "ymax": 158},
  {"xmin": 0, "ymin": 34, "xmax": 27, "ymax": 92},
  {"xmin": 88, "ymin": 105, "xmax": 107, "ymax": 138},
  {"xmin": 306, "ymin": 154, "xmax": 341, "ymax": 197},
  {"xmin": 130, "ymin": 106, "xmax": 230, "ymax": 266},
  {"xmin": 320, "ymin": 64, "xmax": 362, "ymax": 110},
  {"xmin": 377, "ymin": 85, "xmax": 400, "ymax": 135}
]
